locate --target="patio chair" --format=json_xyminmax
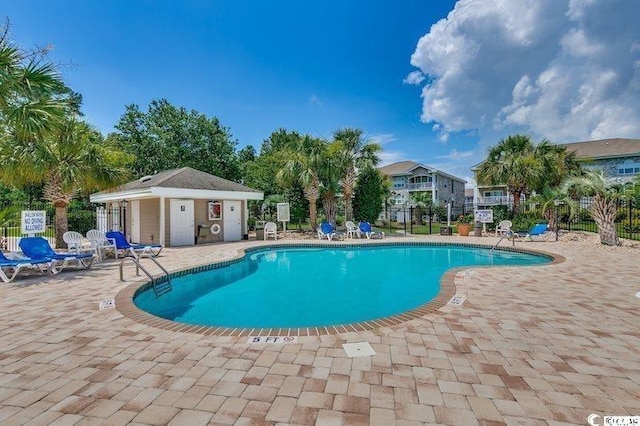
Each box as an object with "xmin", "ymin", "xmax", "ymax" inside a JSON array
[
  {"xmin": 86, "ymin": 230, "xmax": 118, "ymax": 261},
  {"xmin": 264, "ymin": 222, "xmax": 277, "ymax": 240},
  {"xmin": 359, "ymin": 222, "xmax": 385, "ymax": 239},
  {"xmin": 0, "ymin": 251, "xmax": 50, "ymax": 282},
  {"xmin": 105, "ymin": 231, "xmax": 163, "ymax": 258},
  {"xmin": 63, "ymin": 231, "xmax": 92, "ymax": 254},
  {"xmin": 494, "ymin": 220, "xmax": 512, "ymax": 237},
  {"xmin": 18, "ymin": 237, "xmax": 94, "ymax": 272},
  {"xmin": 511, "ymin": 223, "xmax": 550, "ymax": 242},
  {"xmin": 345, "ymin": 220, "xmax": 361, "ymax": 239},
  {"xmin": 317, "ymin": 222, "xmax": 336, "ymax": 241}
]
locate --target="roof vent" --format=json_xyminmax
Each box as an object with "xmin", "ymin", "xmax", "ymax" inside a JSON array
[{"xmin": 139, "ymin": 175, "xmax": 152, "ymax": 183}]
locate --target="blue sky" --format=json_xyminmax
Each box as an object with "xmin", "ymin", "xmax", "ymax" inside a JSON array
[{"xmin": 4, "ymin": 1, "xmax": 639, "ymax": 183}]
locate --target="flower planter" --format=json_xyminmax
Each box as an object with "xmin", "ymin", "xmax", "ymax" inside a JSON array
[{"xmin": 457, "ymin": 223, "xmax": 471, "ymax": 236}]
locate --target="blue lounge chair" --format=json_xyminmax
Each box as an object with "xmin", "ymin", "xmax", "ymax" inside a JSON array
[
  {"xmin": 18, "ymin": 237, "xmax": 94, "ymax": 272},
  {"xmin": 105, "ymin": 231, "xmax": 163, "ymax": 258},
  {"xmin": 0, "ymin": 251, "xmax": 50, "ymax": 282},
  {"xmin": 358, "ymin": 222, "xmax": 385, "ymax": 239},
  {"xmin": 317, "ymin": 222, "xmax": 337, "ymax": 241},
  {"xmin": 512, "ymin": 223, "xmax": 550, "ymax": 242}
]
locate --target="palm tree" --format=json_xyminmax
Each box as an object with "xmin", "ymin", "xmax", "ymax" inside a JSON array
[
  {"xmin": 477, "ymin": 135, "xmax": 582, "ymax": 213},
  {"xmin": 0, "ymin": 24, "xmax": 69, "ymax": 141},
  {"xmin": 332, "ymin": 128, "xmax": 381, "ymax": 221},
  {"xmin": 0, "ymin": 118, "xmax": 132, "ymax": 248},
  {"xmin": 527, "ymin": 187, "xmax": 577, "ymax": 234},
  {"xmin": 562, "ymin": 170, "xmax": 622, "ymax": 246},
  {"xmin": 410, "ymin": 191, "xmax": 433, "ymax": 224},
  {"xmin": 277, "ymin": 135, "xmax": 324, "ymax": 229},
  {"xmin": 476, "ymin": 135, "xmax": 539, "ymax": 213}
]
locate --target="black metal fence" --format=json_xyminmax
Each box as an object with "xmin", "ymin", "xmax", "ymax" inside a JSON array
[
  {"xmin": 0, "ymin": 202, "xmax": 127, "ymax": 251},
  {"xmin": 556, "ymin": 198, "xmax": 640, "ymax": 240},
  {"xmin": 378, "ymin": 204, "xmax": 467, "ymax": 235}
]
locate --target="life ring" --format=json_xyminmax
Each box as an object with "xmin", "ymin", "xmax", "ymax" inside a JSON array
[{"xmin": 210, "ymin": 223, "xmax": 221, "ymax": 235}]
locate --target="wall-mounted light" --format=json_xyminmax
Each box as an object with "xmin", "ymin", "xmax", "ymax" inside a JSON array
[{"xmin": 121, "ymin": 199, "xmax": 128, "ymax": 208}]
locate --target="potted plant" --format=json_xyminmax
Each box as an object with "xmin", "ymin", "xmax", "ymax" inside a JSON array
[{"xmin": 456, "ymin": 214, "xmax": 473, "ymax": 236}]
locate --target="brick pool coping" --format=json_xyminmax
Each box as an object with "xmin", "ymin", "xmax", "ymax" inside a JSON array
[{"xmin": 115, "ymin": 241, "xmax": 565, "ymax": 336}]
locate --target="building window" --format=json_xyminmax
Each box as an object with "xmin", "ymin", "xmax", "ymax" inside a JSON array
[{"xmin": 617, "ymin": 160, "xmax": 640, "ymax": 175}]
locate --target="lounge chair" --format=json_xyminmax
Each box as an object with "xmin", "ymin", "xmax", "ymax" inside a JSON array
[
  {"xmin": 18, "ymin": 237, "xmax": 94, "ymax": 272},
  {"xmin": 495, "ymin": 220, "xmax": 512, "ymax": 237},
  {"xmin": 264, "ymin": 222, "xmax": 277, "ymax": 240},
  {"xmin": 511, "ymin": 223, "xmax": 550, "ymax": 242},
  {"xmin": 86, "ymin": 229, "xmax": 118, "ymax": 261},
  {"xmin": 345, "ymin": 221, "xmax": 361, "ymax": 239},
  {"xmin": 317, "ymin": 222, "xmax": 337, "ymax": 241},
  {"xmin": 0, "ymin": 251, "xmax": 50, "ymax": 282},
  {"xmin": 359, "ymin": 222, "xmax": 385, "ymax": 239},
  {"xmin": 105, "ymin": 231, "xmax": 163, "ymax": 258}
]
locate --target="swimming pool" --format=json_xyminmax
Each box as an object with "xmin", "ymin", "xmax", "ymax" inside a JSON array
[{"xmin": 133, "ymin": 244, "xmax": 551, "ymax": 329}]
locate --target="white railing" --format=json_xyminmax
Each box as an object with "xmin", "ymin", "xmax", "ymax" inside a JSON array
[
  {"xmin": 477, "ymin": 195, "xmax": 511, "ymax": 205},
  {"xmin": 407, "ymin": 182, "xmax": 434, "ymax": 190}
]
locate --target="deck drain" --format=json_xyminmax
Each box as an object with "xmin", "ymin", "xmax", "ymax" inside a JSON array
[
  {"xmin": 342, "ymin": 342, "xmax": 376, "ymax": 358},
  {"xmin": 448, "ymin": 295, "xmax": 466, "ymax": 306},
  {"xmin": 99, "ymin": 299, "xmax": 115, "ymax": 310}
]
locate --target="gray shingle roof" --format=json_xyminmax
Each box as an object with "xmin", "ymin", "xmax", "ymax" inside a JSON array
[
  {"xmin": 96, "ymin": 167, "xmax": 260, "ymax": 195},
  {"xmin": 560, "ymin": 138, "xmax": 640, "ymax": 159}
]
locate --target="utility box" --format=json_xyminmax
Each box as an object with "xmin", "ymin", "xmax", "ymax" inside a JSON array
[
  {"xmin": 474, "ymin": 221, "xmax": 483, "ymax": 237},
  {"xmin": 255, "ymin": 221, "xmax": 266, "ymax": 240},
  {"xmin": 440, "ymin": 226, "xmax": 452, "ymax": 235}
]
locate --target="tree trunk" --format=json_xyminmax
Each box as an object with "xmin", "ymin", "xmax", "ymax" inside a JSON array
[
  {"xmin": 511, "ymin": 191, "xmax": 521, "ymax": 214},
  {"xmin": 342, "ymin": 169, "xmax": 356, "ymax": 221},
  {"xmin": 591, "ymin": 195, "xmax": 620, "ymax": 246},
  {"xmin": 323, "ymin": 192, "xmax": 338, "ymax": 226},
  {"xmin": 54, "ymin": 203, "xmax": 69, "ymax": 249},
  {"xmin": 303, "ymin": 180, "xmax": 319, "ymax": 230}
]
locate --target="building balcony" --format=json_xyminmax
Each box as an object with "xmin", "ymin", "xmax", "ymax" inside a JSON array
[
  {"xmin": 407, "ymin": 182, "xmax": 433, "ymax": 190},
  {"xmin": 476, "ymin": 195, "xmax": 511, "ymax": 206}
]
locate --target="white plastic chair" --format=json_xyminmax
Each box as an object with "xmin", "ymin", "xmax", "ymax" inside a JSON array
[
  {"xmin": 63, "ymin": 231, "xmax": 90, "ymax": 254},
  {"xmin": 495, "ymin": 220, "xmax": 513, "ymax": 237},
  {"xmin": 86, "ymin": 229, "xmax": 118, "ymax": 261},
  {"xmin": 264, "ymin": 222, "xmax": 277, "ymax": 240},
  {"xmin": 345, "ymin": 221, "xmax": 361, "ymax": 239}
]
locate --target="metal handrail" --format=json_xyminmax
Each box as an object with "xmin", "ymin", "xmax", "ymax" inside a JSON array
[
  {"xmin": 490, "ymin": 231, "xmax": 516, "ymax": 253},
  {"xmin": 119, "ymin": 256, "xmax": 172, "ymax": 297}
]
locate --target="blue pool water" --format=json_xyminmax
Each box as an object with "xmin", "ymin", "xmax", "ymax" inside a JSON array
[{"xmin": 134, "ymin": 245, "xmax": 550, "ymax": 328}]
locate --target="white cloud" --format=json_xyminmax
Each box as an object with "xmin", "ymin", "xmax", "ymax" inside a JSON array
[
  {"xmin": 378, "ymin": 150, "xmax": 406, "ymax": 166},
  {"xmin": 368, "ymin": 133, "xmax": 397, "ymax": 146},
  {"xmin": 409, "ymin": 0, "xmax": 640, "ymax": 143},
  {"xmin": 403, "ymin": 70, "xmax": 425, "ymax": 85},
  {"xmin": 436, "ymin": 148, "xmax": 474, "ymax": 161}
]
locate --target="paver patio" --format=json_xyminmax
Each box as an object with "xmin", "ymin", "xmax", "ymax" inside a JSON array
[{"xmin": 1, "ymin": 234, "xmax": 639, "ymax": 425}]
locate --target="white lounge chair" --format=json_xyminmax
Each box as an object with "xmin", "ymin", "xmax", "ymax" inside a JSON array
[
  {"xmin": 317, "ymin": 222, "xmax": 336, "ymax": 241},
  {"xmin": 264, "ymin": 222, "xmax": 277, "ymax": 240}
]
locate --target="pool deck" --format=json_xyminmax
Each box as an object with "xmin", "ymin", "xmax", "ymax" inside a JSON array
[{"xmin": 1, "ymin": 234, "xmax": 639, "ymax": 425}]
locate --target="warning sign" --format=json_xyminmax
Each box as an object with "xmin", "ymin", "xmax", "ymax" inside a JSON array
[{"xmin": 21, "ymin": 210, "xmax": 46, "ymax": 234}]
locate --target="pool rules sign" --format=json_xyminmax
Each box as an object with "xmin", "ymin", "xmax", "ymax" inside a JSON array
[{"xmin": 21, "ymin": 210, "xmax": 46, "ymax": 236}]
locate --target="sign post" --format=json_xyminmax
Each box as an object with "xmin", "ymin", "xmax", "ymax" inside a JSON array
[
  {"xmin": 276, "ymin": 202, "xmax": 290, "ymax": 232},
  {"xmin": 21, "ymin": 210, "xmax": 47, "ymax": 237}
]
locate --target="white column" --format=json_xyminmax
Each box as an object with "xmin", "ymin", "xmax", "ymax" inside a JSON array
[{"xmin": 159, "ymin": 196, "xmax": 166, "ymax": 246}]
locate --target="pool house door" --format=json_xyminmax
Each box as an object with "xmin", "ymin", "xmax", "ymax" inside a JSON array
[
  {"xmin": 130, "ymin": 200, "xmax": 140, "ymax": 243},
  {"xmin": 170, "ymin": 199, "xmax": 195, "ymax": 246},
  {"xmin": 223, "ymin": 200, "xmax": 242, "ymax": 241}
]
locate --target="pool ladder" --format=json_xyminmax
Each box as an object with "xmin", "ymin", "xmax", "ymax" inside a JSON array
[
  {"xmin": 119, "ymin": 256, "xmax": 172, "ymax": 298},
  {"xmin": 490, "ymin": 231, "xmax": 516, "ymax": 254}
]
